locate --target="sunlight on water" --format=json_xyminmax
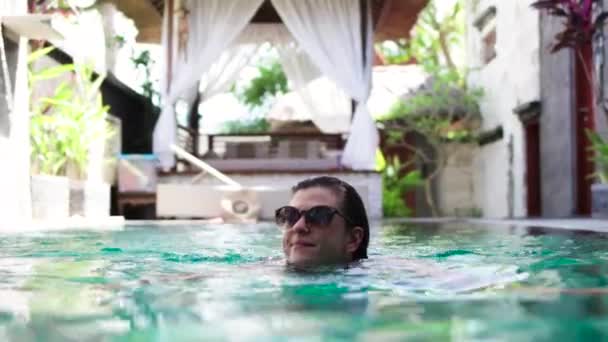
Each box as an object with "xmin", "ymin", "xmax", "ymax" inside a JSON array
[{"xmin": 1, "ymin": 222, "xmax": 608, "ymax": 341}]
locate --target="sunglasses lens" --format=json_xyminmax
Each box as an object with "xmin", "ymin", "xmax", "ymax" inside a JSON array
[
  {"xmin": 276, "ymin": 207, "xmax": 300, "ymax": 227},
  {"xmin": 305, "ymin": 206, "xmax": 335, "ymax": 226}
]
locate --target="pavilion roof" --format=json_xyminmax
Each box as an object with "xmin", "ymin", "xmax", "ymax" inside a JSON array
[{"xmin": 103, "ymin": 0, "xmax": 428, "ymax": 43}]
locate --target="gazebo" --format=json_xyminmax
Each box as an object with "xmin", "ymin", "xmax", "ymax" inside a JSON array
[
  {"xmin": 107, "ymin": 0, "xmax": 427, "ymax": 219},
  {"xmin": 108, "ymin": 0, "xmax": 427, "ymax": 169}
]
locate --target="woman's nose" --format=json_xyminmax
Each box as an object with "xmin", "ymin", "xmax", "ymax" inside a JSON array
[{"xmin": 291, "ymin": 215, "xmax": 310, "ymax": 233}]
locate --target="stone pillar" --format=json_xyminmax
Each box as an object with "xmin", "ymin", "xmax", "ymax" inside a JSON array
[
  {"xmin": 597, "ymin": 0, "xmax": 608, "ymax": 138},
  {"xmin": 539, "ymin": 12, "xmax": 578, "ymax": 217}
]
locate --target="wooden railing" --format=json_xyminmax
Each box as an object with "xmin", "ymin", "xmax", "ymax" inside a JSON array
[
  {"xmin": 207, "ymin": 132, "xmax": 345, "ymax": 154},
  {"xmin": 177, "ymin": 125, "xmax": 346, "ymax": 158}
]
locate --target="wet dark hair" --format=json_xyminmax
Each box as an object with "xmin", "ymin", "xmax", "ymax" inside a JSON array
[{"xmin": 292, "ymin": 176, "xmax": 369, "ymax": 260}]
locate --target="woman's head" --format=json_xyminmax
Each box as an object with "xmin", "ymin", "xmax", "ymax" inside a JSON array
[{"xmin": 276, "ymin": 176, "xmax": 369, "ymax": 267}]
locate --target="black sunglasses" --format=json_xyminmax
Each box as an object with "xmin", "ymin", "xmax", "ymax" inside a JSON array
[{"xmin": 275, "ymin": 205, "xmax": 353, "ymax": 228}]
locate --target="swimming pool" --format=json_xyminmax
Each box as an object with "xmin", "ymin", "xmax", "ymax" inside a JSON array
[{"xmin": 1, "ymin": 222, "xmax": 607, "ymax": 341}]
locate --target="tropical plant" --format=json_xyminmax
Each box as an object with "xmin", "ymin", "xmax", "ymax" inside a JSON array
[
  {"xmin": 532, "ymin": 1, "xmax": 608, "ymax": 183},
  {"xmin": 375, "ymin": 0, "xmax": 480, "ymax": 216},
  {"xmin": 381, "ymin": 157, "xmax": 424, "ymax": 217},
  {"xmin": 131, "ymin": 49, "xmax": 160, "ymax": 105},
  {"xmin": 377, "ymin": 0, "xmax": 465, "ymax": 78},
  {"xmin": 379, "ymin": 67, "xmax": 483, "ymax": 139},
  {"xmin": 29, "ymin": 47, "xmax": 112, "ymax": 178},
  {"xmin": 531, "ymin": 0, "xmax": 608, "ymax": 53},
  {"xmin": 30, "ymin": 0, "xmax": 97, "ymax": 14},
  {"xmin": 236, "ymin": 60, "xmax": 288, "ymax": 109},
  {"xmin": 220, "ymin": 117, "xmax": 270, "ymax": 134},
  {"xmin": 531, "ymin": 0, "xmax": 608, "ymax": 115},
  {"xmin": 377, "ymin": 71, "xmax": 482, "ymax": 216},
  {"xmin": 587, "ymin": 130, "xmax": 608, "ymax": 183},
  {"xmin": 28, "ymin": 47, "xmax": 73, "ymax": 176}
]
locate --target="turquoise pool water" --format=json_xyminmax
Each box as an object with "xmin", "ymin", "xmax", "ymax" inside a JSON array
[{"xmin": 1, "ymin": 222, "xmax": 608, "ymax": 341}]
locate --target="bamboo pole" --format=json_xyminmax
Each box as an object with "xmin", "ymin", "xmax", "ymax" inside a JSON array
[{"xmin": 170, "ymin": 144, "xmax": 242, "ymax": 188}]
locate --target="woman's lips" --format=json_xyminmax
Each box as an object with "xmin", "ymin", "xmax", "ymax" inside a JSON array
[{"xmin": 292, "ymin": 241, "xmax": 316, "ymax": 248}]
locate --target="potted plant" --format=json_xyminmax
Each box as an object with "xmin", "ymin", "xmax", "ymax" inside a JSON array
[
  {"xmin": 29, "ymin": 48, "xmax": 73, "ymax": 220},
  {"xmin": 588, "ymin": 131, "xmax": 608, "ymax": 217},
  {"xmin": 29, "ymin": 47, "xmax": 114, "ymax": 219},
  {"xmin": 64, "ymin": 63, "xmax": 113, "ymax": 218}
]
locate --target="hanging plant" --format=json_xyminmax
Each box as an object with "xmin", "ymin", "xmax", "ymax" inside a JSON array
[{"xmin": 531, "ymin": 0, "xmax": 608, "ymax": 52}]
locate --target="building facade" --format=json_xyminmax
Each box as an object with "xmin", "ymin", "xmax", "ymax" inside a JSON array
[
  {"xmin": 466, "ymin": 0, "xmax": 541, "ymax": 218},
  {"xmin": 467, "ymin": 0, "xmax": 608, "ymax": 218}
]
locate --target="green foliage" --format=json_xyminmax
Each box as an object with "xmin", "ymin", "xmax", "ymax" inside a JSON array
[
  {"xmin": 375, "ymin": 0, "xmax": 480, "ymax": 217},
  {"xmin": 220, "ymin": 117, "xmax": 270, "ymax": 134},
  {"xmin": 377, "ymin": 0, "xmax": 465, "ymax": 76},
  {"xmin": 587, "ymin": 130, "xmax": 608, "ymax": 183},
  {"xmin": 113, "ymin": 35, "xmax": 126, "ymax": 49},
  {"xmin": 31, "ymin": 0, "xmax": 97, "ymax": 13},
  {"xmin": 379, "ymin": 69, "xmax": 483, "ymax": 143},
  {"xmin": 131, "ymin": 49, "xmax": 160, "ymax": 105},
  {"xmin": 237, "ymin": 61, "xmax": 288, "ymax": 108},
  {"xmin": 381, "ymin": 157, "xmax": 424, "ymax": 217},
  {"xmin": 376, "ymin": 0, "xmax": 479, "ymax": 144},
  {"xmin": 29, "ymin": 47, "xmax": 112, "ymax": 178},
  {"xmin": 375, "ymin": 148, "xmax": 387, "ymax": 171}
]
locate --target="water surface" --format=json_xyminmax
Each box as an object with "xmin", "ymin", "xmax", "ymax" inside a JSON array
[{"xmin": 1, "ymin": 222, "xmax": 608, "ymax": 341}]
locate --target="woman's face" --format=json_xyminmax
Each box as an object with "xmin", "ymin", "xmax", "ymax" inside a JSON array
[{"xmin": 281, "ymin": 187, "xmax": 361, "ymax": 267}]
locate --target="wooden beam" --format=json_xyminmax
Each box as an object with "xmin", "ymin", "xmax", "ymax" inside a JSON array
[
  {"xmin": 188, "ymin": 89, "xmax": 201, "ymax": 156},
  {"xmin": 251, "ymin": 1, "xmax": 282, "ymax": 23},
  {"xmin": 1, "ymin": 15, "xmax": 63, "ymax": 40},
  {"xmin": 375, "ymin": 0, "xmax": 392, "ymax": 32}
]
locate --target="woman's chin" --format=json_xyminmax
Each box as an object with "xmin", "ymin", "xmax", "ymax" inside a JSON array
[{"xmin": 287, "ymin": 253, "xmax": 320, "ymax": 267}]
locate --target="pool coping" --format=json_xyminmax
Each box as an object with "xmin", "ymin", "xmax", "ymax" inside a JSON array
[
  {"xmin": 0, "ymin": 216, "xmax": 127, "ymax": 233},
  {"xmin": 380, "ymin": 217, "xmax": 608, "ymax": 233},
  {"xmin": 0, "ymin": 217, "xmax": 605, "ymax": 233}
]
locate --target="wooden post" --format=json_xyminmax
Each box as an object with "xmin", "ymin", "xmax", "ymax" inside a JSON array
[
  {"xmin": 188, "ymin": 90, "xmax": 201, "ymax": 156},
  {"xmin": 575, "ymin": 43, "xmax": 595, "ymax": 215},
  {"xmin": 352, "ymin": 0, "xmax": 370, "ymax": 122},
  {"xmin": 166, "ymin": 0, "xmax": 175, "ymax": 94}
]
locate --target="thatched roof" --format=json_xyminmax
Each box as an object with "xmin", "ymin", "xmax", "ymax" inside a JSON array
[{"xmin": 104, "ymin": 0, "xmax": 428, "ymax": 43}]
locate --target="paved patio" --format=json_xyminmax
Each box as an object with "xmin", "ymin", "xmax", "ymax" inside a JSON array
[{"xmin": 382, "ymin": 217, "xmax": 608, "ymax": 233}]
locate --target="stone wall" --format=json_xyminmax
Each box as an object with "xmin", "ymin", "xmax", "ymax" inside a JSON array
[{"xmin": 436, "ymin": 143, "xmax": 477, "ymax": 216}]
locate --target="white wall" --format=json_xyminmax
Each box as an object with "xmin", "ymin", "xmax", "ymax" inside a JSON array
[
  {"xmin": 466, "ymin": 0, "xmax": 540, "ymax": 218},
  {"xmin": 0, "ymin": 0, "xmax": 32, "ymax": 225},
  {"xmin": 160, "ymin": 172, "xmax": 383, "ymax": 220}
]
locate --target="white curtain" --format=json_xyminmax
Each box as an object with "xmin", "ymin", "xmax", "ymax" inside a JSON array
[
  {"xmin": 153, "ymin": 0, "xmax": 264, "ymax": 169},
  {"xmin": 275, "ymin": 45, "xmax": 351, "ymax": 133},
  {"xmin": 196, "ymin": 42, "xmax": 260, "ymax": 133},
  {"xmin": 199, "ymin": 44, "xmax": 259, "ymax": 101},
  {"xmin": 277, "ymin": 44, "xmax": 320, "ymax": 89},
  {"xmin": 271, "ymin": 0, "xmax": 377, "ymax": 170}
]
